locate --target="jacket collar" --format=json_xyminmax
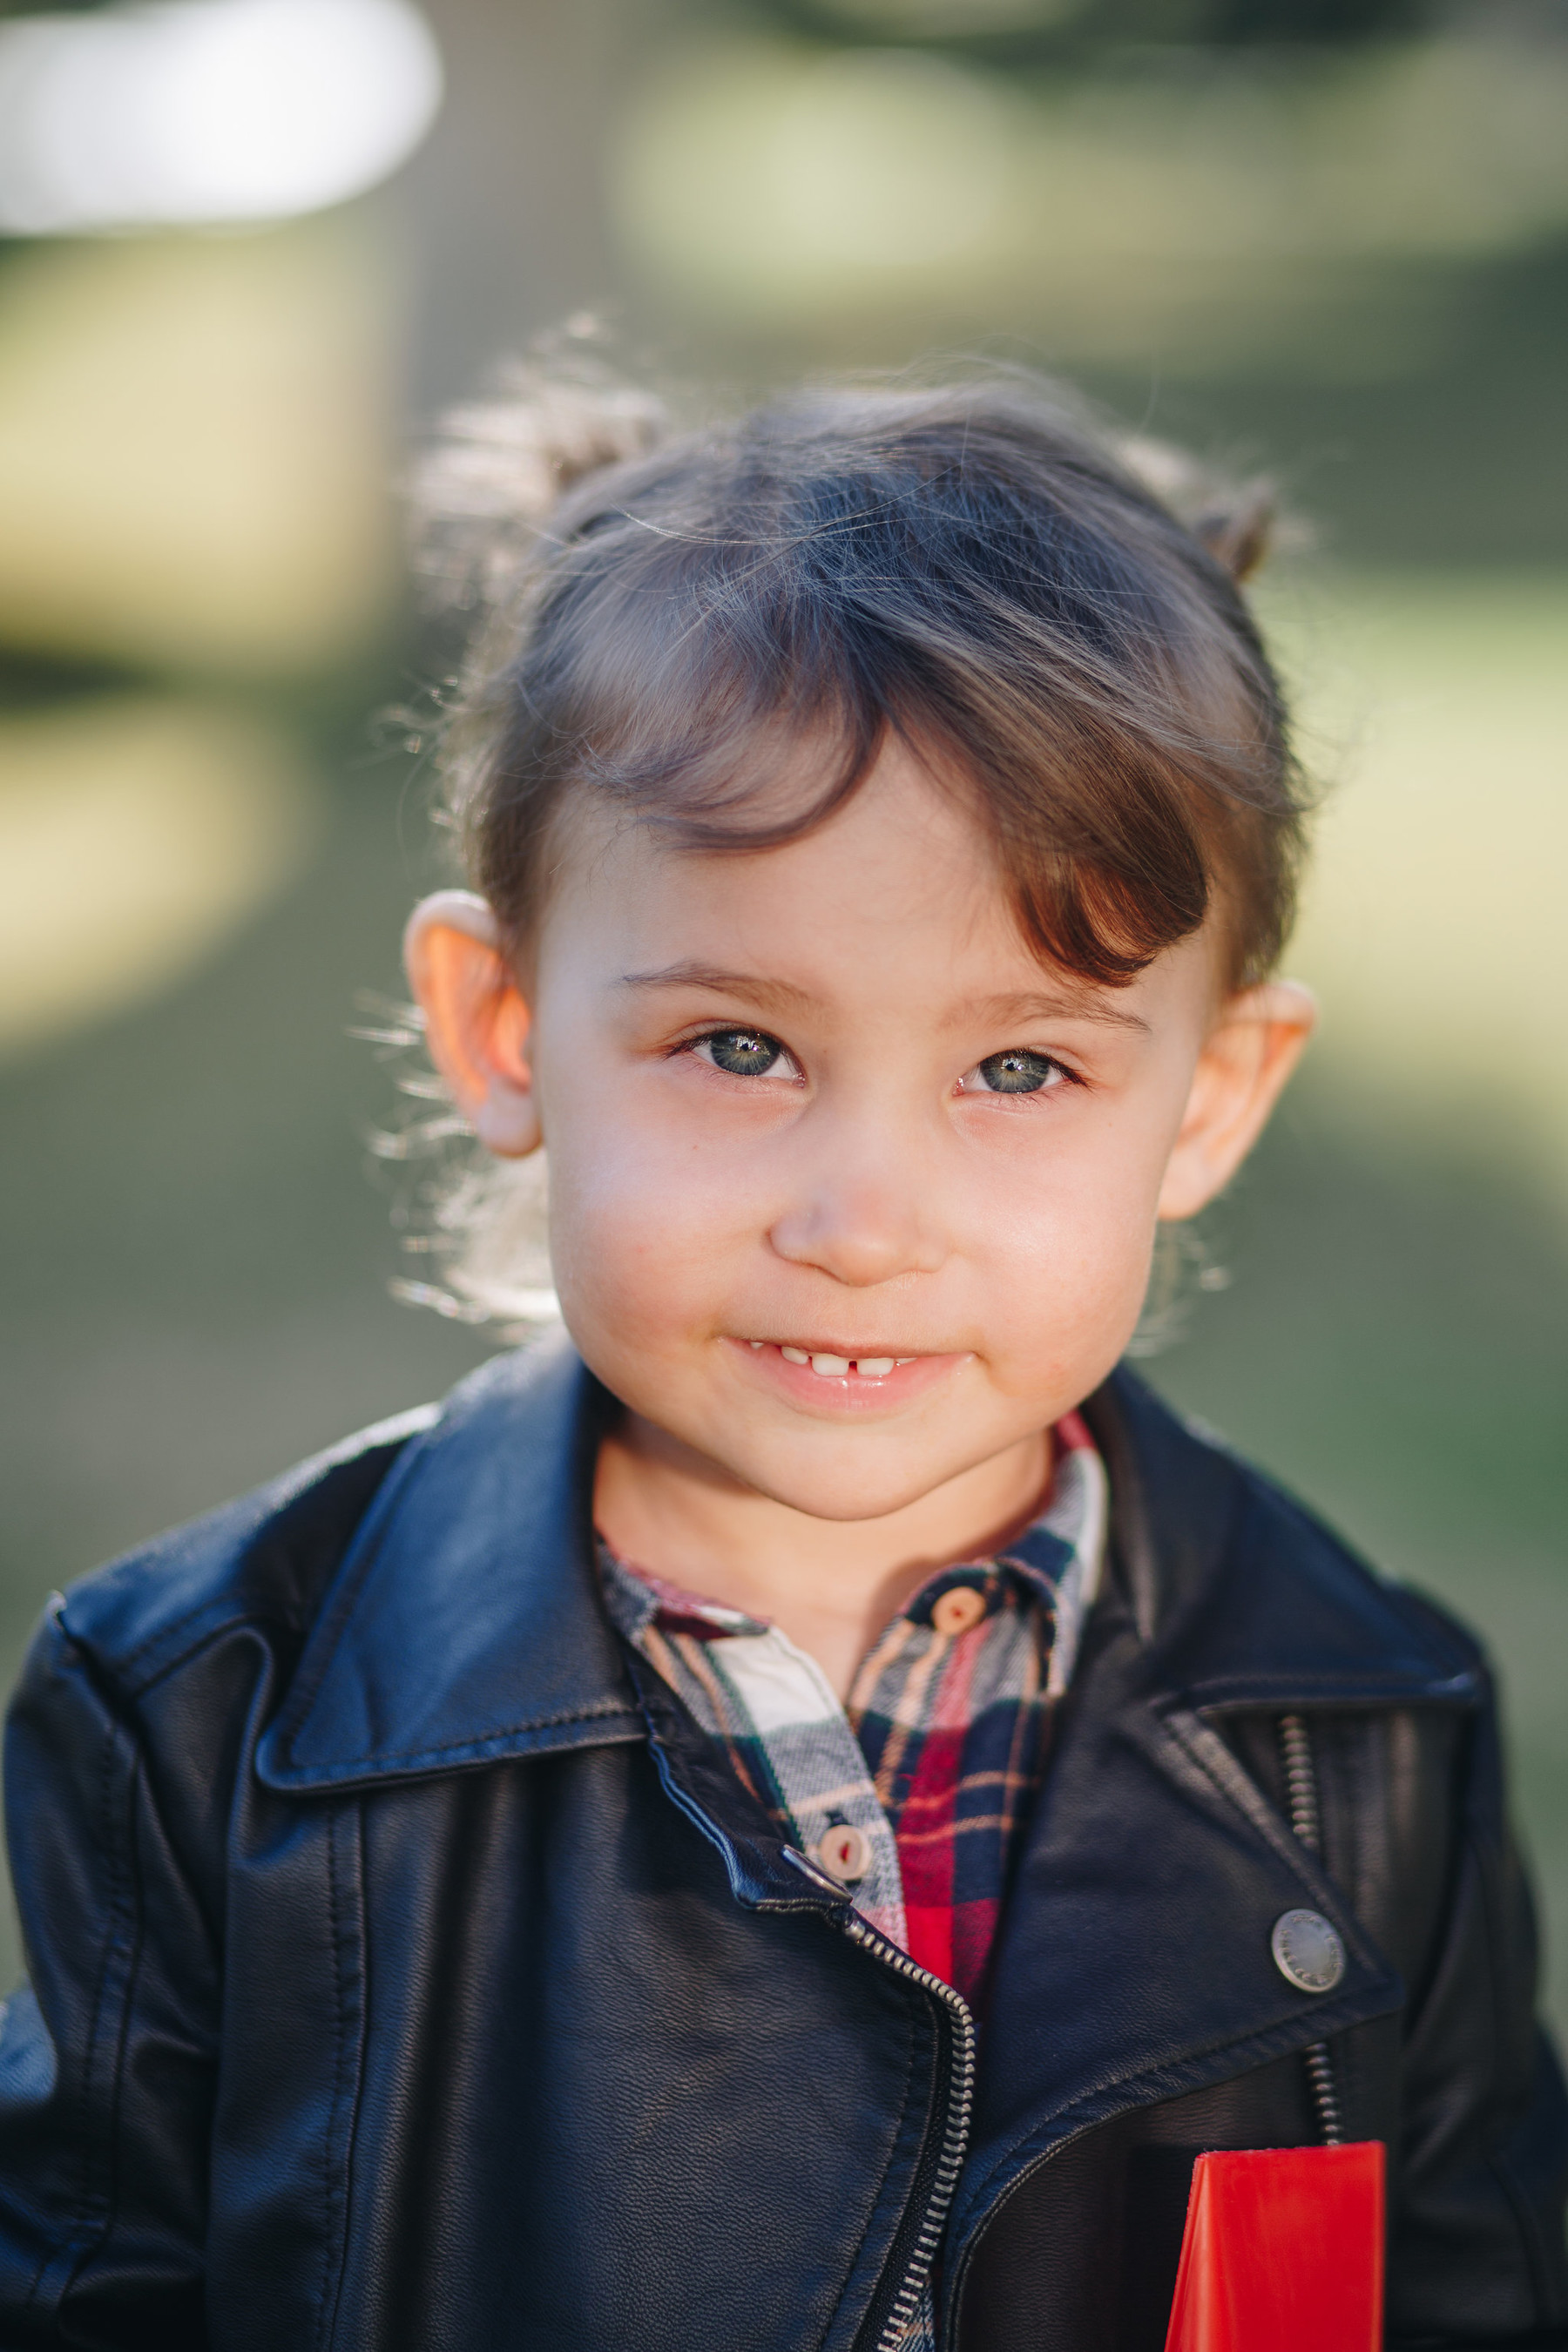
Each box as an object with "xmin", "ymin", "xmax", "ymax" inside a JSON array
[
  {"xmin": 259, "ymin": 1344, "xmax": 1475, "ymax": 1795},
  {"xmin": 1083, "ymin": 1369, "xmax": 1480, "ymax": 1712},
  {"xmin": 257, "ymin": 1341, "xmax": 642, "ymax": 1793}
]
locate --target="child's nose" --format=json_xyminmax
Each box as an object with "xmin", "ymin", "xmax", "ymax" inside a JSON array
[{"xmin": 766, "ymin": 1158, "xmax": 945, "ymax": 1288}]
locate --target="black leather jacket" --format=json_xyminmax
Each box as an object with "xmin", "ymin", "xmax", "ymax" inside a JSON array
[{"xmin": 0, "ymin": 1344, "xmax": 1564, "ymax": 2351}]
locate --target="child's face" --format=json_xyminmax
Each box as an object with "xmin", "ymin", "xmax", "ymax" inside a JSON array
[{"xmin": 411, "ymin": 740, "xmax": 1312, "ymax": 1524}]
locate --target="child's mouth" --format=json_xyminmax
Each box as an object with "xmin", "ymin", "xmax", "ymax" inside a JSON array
[{"xmin": 728, "ymin": 1337, "xmax": 967, "ymax": 1407}]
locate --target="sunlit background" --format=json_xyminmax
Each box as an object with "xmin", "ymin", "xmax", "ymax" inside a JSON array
[{"xmin": 1, "ymin": 0, "xmax": 1565, "ymax": 2028}]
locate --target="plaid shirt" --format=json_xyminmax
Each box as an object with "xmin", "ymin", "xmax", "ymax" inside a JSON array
[{"xmin": 598, "ymin": 1412, "xmax": 1105, "ymax": 2011}]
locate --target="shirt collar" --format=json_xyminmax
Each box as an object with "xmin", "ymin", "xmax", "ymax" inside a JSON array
[{"xmin": 600, "ymin": 1408, "xmax": 1107, "ymax": 1693}]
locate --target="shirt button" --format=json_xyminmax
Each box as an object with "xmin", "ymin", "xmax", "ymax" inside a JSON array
[
  {"xmin": 814, "ymin": 1823, "xmax": 871, "ymax": 1887},
  {"xmin": 1271, "ymin": 1908, "xmax": 1347, "ymax": 1993},
  {"xmin": 931, "ymin": 1585, "xmax": 988, "ymax": 1637}
]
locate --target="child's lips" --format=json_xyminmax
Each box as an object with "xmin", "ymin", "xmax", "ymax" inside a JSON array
[{"xmin": 726, "ymin": 1335, "xmax": 968, "ymax": 1409}]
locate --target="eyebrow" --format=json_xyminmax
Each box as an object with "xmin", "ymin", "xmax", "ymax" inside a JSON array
[
  {"xmin": 962, "ymin": 990, "xmax": 1152, "ymax": 1036},
  {"xmin": 618, "ymin": 963, "xmax": 817, "ymax": 1016},
  {"xmin": 618, "ymin": 963, "xmax": 1151, "ymax": 1034}
]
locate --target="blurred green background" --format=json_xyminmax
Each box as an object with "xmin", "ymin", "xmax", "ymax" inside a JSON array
[{"xmin": 0, "ymin": 0, "xmax": 1565, "ymax": 2037}]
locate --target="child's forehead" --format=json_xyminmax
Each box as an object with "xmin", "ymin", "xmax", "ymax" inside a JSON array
[
  {"xmin": 539, "ymin": 747, "xmax": 1222, "ymax": 1021},
  {"xmin": 558, "ymin": 743, "xmax": 1014, "ymax": 954}
]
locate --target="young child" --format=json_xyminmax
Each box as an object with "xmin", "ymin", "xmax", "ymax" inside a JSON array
[{"xmin": 1, "ymin": 369, "xmax": 1563, "ymax": 2352}]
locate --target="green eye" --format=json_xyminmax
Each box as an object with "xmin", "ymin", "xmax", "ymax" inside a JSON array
[
  {"xmin": 704, "ymin": 1029, "xmax": 783, "ymax": 1078},
  {"xmin": 976, "ymin": 1049, "xmax": 1058, "ymax": 1094}
]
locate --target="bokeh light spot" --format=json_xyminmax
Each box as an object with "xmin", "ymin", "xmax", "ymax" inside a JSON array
[
  {"xmin": 0, "ymin": 699, "xmax": 317, "ymax": 1057},
  {"xmin": 0, "ymin": 0, "xmax": 442, "ymax": 234}
]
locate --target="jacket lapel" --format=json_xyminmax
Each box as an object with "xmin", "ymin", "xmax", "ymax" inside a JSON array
[
  {"xmin": 253, "ymin": 1338, "xmax": 903, "ymax": 1916},
  {"xmin": 947, "ymin": 1370, "xmax": 1481, "ymax": 2261}
]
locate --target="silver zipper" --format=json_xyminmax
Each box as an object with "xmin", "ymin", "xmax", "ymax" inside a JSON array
[
  {"xmin": 840, "ymin": 1910, "xmax": 977, "ymax": 2352},
  {"xmin": 1277, "ymin": 1712, "xmax": 1344, "ymax": 2146}
]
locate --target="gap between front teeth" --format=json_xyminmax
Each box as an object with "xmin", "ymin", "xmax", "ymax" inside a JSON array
[{"xmin": 777, "ymin": 1346, "xmax": 913, "ymax": 1376}]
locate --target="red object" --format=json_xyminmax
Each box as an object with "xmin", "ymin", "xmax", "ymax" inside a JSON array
[{"xmin": 1164, "ymin": 2142, "xmax": 1385, "ymax": 2352}]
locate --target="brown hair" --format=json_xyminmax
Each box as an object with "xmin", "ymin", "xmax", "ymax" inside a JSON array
[{"xmin": 416, "ymin": 360, "xmax": 1308, "ymax": 991}]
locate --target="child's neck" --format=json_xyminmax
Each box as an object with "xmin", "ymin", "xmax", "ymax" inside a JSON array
[{"xmin": 592, "ymin": 1414, "xmax": 1053, "ymax": 1701}]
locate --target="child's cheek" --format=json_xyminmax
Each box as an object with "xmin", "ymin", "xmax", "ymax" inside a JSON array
[
  {"xmin": 976, "ymin": 1179, "xmax": 1160, "ymax": 1405},
  {"xmin": 544, "ymin": 1121, "xmax": 750, "ymax": 1357}
]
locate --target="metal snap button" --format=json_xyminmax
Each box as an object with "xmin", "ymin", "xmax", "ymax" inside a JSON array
[
  {"xmin": 814, "ymin": 1823, "xmax": 871, "ymax": 1887},
  {"xmin": 1271, "ymin": 1908, "xmax": 1347, "ymax": 1993},
  {"xmin": 931, "ymin": 1585, "xmax": 987, "ymax": 1637}
]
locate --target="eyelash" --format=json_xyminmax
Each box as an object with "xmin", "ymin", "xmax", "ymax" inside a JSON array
[{"xmin": 678, "ymin": 1029, "xmax": 1083, "ymax": 1098}]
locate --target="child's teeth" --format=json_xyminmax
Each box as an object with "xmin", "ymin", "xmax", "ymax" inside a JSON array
[
  {"xmin": 777, "ymin": 1346, "xmax": 911, "ymax": 1376},
  {"xmin": 749, "ymin": 1340, "xmax": 763, "ymax": 1349}
]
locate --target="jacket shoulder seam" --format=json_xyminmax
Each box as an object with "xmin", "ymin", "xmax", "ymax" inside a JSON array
[
  {"xmin": 75, "ymin": 1596, "xmax": 308, "ymax": 1704},
  {"xmin": 63, "ymin": 1426, "xmax": 428, "ymax": 1692}
]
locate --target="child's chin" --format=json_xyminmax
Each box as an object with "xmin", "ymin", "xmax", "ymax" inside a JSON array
[{"xmin": 727, "ymin": 1441, "xmax": 966, "ymax": 1526}]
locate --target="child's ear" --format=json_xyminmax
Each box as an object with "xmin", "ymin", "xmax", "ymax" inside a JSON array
[
  {"xmin": 1156, "ymin": 980, "xmax": 1316, "ymax": 1222},
  {"xmin": 402, "ymin": 891, "xmax": 542, "ymax": 1158}
]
